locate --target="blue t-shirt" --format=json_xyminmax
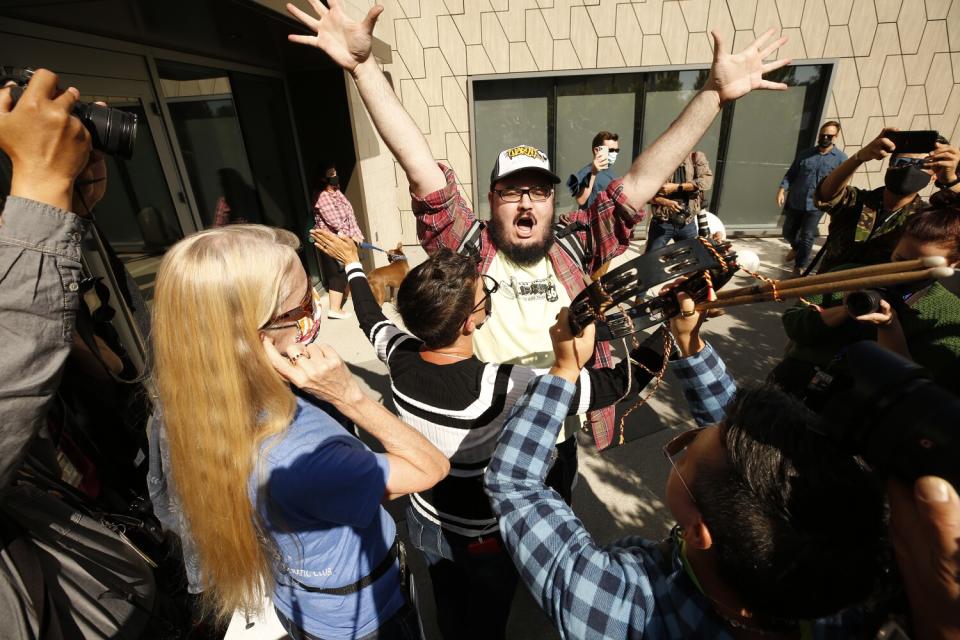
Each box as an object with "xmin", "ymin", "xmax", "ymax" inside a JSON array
[
  {"xmin": 567, "ymin": 163, "xmax": 616, "ymax": 209},
  {"xmin": 249, "ymin": 397, "xmax": 402, "ymax": 639}
]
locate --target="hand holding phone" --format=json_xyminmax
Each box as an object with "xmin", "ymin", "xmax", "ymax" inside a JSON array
[
  {"xmin": 592, "ymin": 146, "xmax": 609, "ymax": 173},
  {"xmin": 888, "ymin": 130, "xmax": 940, "ymax": 155}
]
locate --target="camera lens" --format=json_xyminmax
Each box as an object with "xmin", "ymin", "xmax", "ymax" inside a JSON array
[
  {"xmin": 73, "ymin": 101, "xmax": 138, "ymax": 159},
  {"xmin": 844, "ymin": 290, "xmax": 882, "ymax": 317}
]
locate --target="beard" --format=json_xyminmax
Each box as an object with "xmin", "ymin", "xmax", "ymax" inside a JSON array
[{"xmin": 488, "ymin": 216, "xmax": 555, "ymax": 267}]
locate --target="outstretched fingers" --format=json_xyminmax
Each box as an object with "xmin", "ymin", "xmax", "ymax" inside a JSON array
[
  {"xmin": 362, "ymin": 4, "xmax": 384, "ymax": 32},
  {"xmin": 759, "ymin": 34, "xmax": 788, "ymax": 59},
  {"xmin": 286, "ymin": 3, "xmax": 320, "ymax": 30},
  {"xmin": 307, "ymin": 0, "xmax": 329, "ymax": 16},
  {"xmin": 709, "ymin": 29, "xmax": 725, "ymax": 60}
]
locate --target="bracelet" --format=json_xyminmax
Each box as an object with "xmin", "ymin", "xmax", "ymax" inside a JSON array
[{"xmin": 935, "ymin": 175, "xmax": 960, "ymax": 189}]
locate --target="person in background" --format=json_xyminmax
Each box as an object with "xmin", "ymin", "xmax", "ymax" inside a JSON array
[
  {"xmin": 312, "ymin": 163, "xmax": 364, "ymax": 319},
  {"xmin": 773, "ymin": 202, "xmax": 960, "ymax": 397},
  {"xmin": 814, "ymin": 128, "xmax": 960, "ymax": 273},
  {"xmin": 567, "ymin": 131, "xmax": 620, "ymax": 209},
  {"xmin": 777, "ymin": 120, "xmax": 847, "ymax": 275},
  {"xmin": 644, "ymin": 151, "xmax": 713, "ymax": 252}
]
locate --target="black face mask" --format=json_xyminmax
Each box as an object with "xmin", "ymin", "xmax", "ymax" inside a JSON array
[
  {"xmin": 884, "ymin": 166, "xmax": 930, "ymax": 196},
  {"xmin": 817, "ymin": 135, "xmax": 833, "ymax": 148},
  {"xmin": 327, "ymin": 176, "xmax": 340, "ymax": 188}
]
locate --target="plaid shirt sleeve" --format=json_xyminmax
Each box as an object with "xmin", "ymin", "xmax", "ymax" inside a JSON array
[
  {"xmin": 562, "ymin": 178, "xmax": 645, "ymax": 273},
  {"xmin": 485, "ymin": 375, "xmax": 658, "ymax": 639},
  {"xmin": 409, "ymin": 163, "xmax": 477, "ymax": 254},
  {"xmin": 670, "ymin": 342, "xmax": 737, "ymax": 426}
]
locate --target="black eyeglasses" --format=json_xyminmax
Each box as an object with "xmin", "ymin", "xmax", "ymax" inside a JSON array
[
  {"xmin": 469, "ymin": 275, "xmax": 500, "ymax": 319},
  {"xmin": 495, "ymin": 186, "xmax": 553, "ymax": 203},
  {"xmin": 662, "ymin": 428, "xmax": 703, "ymax": 505}
]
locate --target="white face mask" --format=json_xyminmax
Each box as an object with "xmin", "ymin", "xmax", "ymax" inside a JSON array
[{"xmin": 606, "ymin": 150, "xmax": 619, "ymax": 166}]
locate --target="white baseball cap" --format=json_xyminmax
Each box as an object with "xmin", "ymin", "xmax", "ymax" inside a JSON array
[{"xmin": 489, "ymin": 145, "xmax": 561, "ymax": 187}]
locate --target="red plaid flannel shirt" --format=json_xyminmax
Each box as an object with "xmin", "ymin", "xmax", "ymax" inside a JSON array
[
  {"xmin": 411, "ymin": 164, "xmax": 644, "ymax": 450},
  {"xmin": 313, "ymin": 189, "xmax": 365, "ymax": 241}
]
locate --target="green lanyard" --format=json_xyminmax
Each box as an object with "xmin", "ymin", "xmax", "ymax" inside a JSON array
[{"xmin": 677, "ymin": 534, "xmax": 814, "ymax": 640}]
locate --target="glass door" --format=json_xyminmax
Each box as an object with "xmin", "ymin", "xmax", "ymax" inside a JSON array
[{"xmin": 55, "ymin": 73, "xmax": 198, "ymax": 370}]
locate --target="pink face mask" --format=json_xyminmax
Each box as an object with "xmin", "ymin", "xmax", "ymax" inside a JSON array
[{"xmin": 295, "ymin": 288, "xmax": 324, "ymax": 345}]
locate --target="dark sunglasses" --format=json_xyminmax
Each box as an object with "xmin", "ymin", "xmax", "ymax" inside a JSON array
[
  {"xmin": 469, "ymin": 275, "xmax": 500, "ymax": 319},
  {"xmin": 662, "ymin": 428, "xmax": 703, "ymax": 504},
  {"xmin": 890, "ymin": 156, "xmax": 927, "ymax": 169}
]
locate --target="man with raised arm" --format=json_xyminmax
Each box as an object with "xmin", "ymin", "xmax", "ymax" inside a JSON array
[{"xmin": 285, "ymin": 2, "xmax": 790, "ymax": 472}]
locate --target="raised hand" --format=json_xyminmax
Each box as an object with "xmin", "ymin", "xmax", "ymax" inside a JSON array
[
  {"xmin": 286, "ymin": 0, "xmax": 384, "ymax": 72},
  {"xmin": 857, "ymin": 128, "xmax": 898, "ymax": 163},
  {"xmin": 311, "ymin": 227, "xmax": 359, "ymax": 264},
  {"xmin": 705, "ymin": 28, "xmax": 791, "ymax": 105},
  {"xmin": 549, "ymin": 308, "xmax": 596, "ymax": 383}
]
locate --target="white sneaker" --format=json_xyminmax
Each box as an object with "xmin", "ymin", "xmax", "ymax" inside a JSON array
[{"xmin": 327, "ymin": 310, "xmax": 352, "ymax": 319}]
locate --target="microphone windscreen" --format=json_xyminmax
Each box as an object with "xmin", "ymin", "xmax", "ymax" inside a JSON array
[{"xmin": 737, "ymin": 249, "xmax": 760, "ymax": 274}]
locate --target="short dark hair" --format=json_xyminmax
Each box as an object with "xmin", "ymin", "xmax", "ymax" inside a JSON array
[
  {"xmin": 903, "ymin": 203, "xmax": 960, "ymax": 262},
  {"xmin": 820, "ymin": 120, "xmax": 841, "ymax": 132},
  {"xmin": 396, "ymin": 248, "xmax": 478, "ymax": 348},
  {"xmin": 591, "ymin": 131, "xmax": 619, "ymax": 149},
  {"xmin": 692, "ymin": 385, "xmax": 885, "ymax": 622}
]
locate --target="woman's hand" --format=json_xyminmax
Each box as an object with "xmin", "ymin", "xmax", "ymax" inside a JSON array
[
  {"xmin": 311, "ymin": 227, "xmax": 360, "ymax": 264},
  {"xmin": 262, "ymin": 336, "xmax": 365, "ymax": 407}
]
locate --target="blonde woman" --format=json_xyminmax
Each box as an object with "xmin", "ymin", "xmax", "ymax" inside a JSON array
[{"xmin": 151, "ymin": 224, "xmax": 448, "ymax": 640}]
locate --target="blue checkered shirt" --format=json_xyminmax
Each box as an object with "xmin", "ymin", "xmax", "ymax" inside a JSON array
[{"xmin": 484, "ymin": 342, "xmax": 860, "ymax": 639}]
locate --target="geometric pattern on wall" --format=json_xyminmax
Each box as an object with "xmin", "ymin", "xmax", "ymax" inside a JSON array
[{"xmin": 363, "ymin": 0, "xmax": 960, "ymax": 219}]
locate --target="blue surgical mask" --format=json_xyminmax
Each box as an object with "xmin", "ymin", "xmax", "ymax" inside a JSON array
[{"xmin": 607, "ymin": 151, "xmax": 619, "ymax": 165}]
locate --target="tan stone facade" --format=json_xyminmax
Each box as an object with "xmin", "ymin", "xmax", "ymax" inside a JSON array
[{"xmin": 337, "ymin": 0, "xmax": 960, "ymax": 253}]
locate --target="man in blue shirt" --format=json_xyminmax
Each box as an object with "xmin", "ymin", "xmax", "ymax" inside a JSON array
[
  {"xmin": 777, "ymin": 120, "xmax": 847, "ymax": 275},
  {"xmin": 567, "ymin": 130, "xmax": 620, "ymax": 209},
  {"xmin": 484, "ymin": 297, "xmax": 887, "ymax": 638}
]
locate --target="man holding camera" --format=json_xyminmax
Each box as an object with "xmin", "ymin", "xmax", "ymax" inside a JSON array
[
  {"xmin": 644, "ymin": 150, "xmax": 713, "ymax": 253},
  {"xmin": 814, "ymin": 128, "xmax": 960, "ymax": 273}
]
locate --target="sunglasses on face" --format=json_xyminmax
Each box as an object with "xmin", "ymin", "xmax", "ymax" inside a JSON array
[
  {"xmin": 262, "ymin": 284, "xmax": 317, "ymax": 331},
  {"xmin": 495, "ymin": 186, "xmax": 553, "ymax": 203},
  {"xmin": 662, "ymin": 428, "xmax": 703, "ymax": 505},
  {"xmin": 890, "ymin": 156, "xmax": 927, "ymax": 169},
  {"xmin": 469, "ymin": 274, "xmax": 500, "ymax": 319}
]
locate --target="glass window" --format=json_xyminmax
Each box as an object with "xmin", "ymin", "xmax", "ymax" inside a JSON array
[
  {"xmin": 718, "ymin": 66, "xmax": 830, "ymax": 228},
  {"xmin": 643, "ymin": 70, "xmax": 721, "ymax": 208},
  {"xmin": 555, "ymin": 75, "xmax": 641, "ymax": 215},
  {"xmin": 472, "ymin": 78, "xmax": 552, "ymax": 219}
]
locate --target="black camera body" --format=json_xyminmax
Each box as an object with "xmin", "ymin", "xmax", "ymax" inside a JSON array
[
  {"xmin": 2, "ymin": 67, "xmax": 137, "ymax": 159},
  {"xmin": 806, "ymin": 342, "xmax": 958, "ymax": 487}
]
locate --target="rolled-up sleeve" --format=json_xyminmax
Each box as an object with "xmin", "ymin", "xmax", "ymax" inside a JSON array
[
  {"xmin": 410, "ymin": 163, "xmax": 477, "ymax": 254},
  {"xmin": 0, "ymin": 197, "xmax": 88, "ymax": 488}
]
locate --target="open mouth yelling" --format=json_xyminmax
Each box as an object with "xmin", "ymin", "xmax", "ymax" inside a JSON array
[{"xmin": 514, "ymin": 213, "xmax": 536, "ymax": 239}]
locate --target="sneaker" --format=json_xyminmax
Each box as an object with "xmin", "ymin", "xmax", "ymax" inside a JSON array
[
  {"xmin": 327, "ymin": 310, "xmax": 352, "ymax": 319},
  {"xmin": 785, "ymin": 249, "xmax": 797, "ymax": 263}
]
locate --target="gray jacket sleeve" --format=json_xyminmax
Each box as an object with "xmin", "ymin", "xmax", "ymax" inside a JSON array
[{"xmin": 0, "ymin": 196, "xmax": 88, "ymax": 490}]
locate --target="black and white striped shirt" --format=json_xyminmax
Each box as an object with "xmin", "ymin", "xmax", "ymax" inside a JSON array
[{"xmin": 346, "ymin": 262, "xmax": 660, "ymax": 537}]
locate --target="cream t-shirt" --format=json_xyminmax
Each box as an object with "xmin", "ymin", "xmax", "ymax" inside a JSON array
[{"xmin": 473, "ymin": 252, "xmax": 582, "ymax": 441}]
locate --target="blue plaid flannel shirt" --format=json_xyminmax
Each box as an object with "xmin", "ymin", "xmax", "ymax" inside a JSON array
[{"xmin": 484, "ymin": 342, "xmax": 859, "ymax": 639}]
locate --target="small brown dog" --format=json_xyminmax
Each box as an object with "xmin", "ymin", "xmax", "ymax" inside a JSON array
[{"xmin": 367, "ymin": 243, "xmax": 410, "ymax": 306}]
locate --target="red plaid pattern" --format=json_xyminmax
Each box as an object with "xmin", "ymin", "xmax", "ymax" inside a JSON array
[
  {"xmin": 313, "ymin": 189, "xmax": 365, "ymax": 241},
  {"xmin": 412, "ymin": 164, "xmax": 644, "ymax": 450}
]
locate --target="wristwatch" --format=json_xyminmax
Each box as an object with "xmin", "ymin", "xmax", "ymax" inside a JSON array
[{"xmin": 935, "ymin": 175, "xmax": 960, "ymax": 189}]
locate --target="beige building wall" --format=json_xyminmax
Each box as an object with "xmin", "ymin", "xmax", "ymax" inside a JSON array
[{"xmin": 337, "ymin": 0, "xmax": 960, "ymax": 245}]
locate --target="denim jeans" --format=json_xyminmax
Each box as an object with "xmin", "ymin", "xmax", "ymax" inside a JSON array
[
  {"xmin": 644, "ymin": 217, "xmax": 699, "ymax": 253},
  {"xmin": 405, "ymin": 505, "xmax": 518, "ymax": 640},
  {"xmin": 274, "ymin": 599, "xmax": 422, "ymax": 640},
  {"xmin": 782, "ymin": 207, "xmax": 823, "ymax": 270}
]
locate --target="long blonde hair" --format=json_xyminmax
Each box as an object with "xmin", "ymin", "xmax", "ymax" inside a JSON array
[{"xmin": 152, "ymin": 224, "xmax": 301, "ymax": 621}]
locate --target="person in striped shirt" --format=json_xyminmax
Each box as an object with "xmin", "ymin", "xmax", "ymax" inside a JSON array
[{"xmin": 313, "ymin": 229, "xmax": 672, "ymax": 639}]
